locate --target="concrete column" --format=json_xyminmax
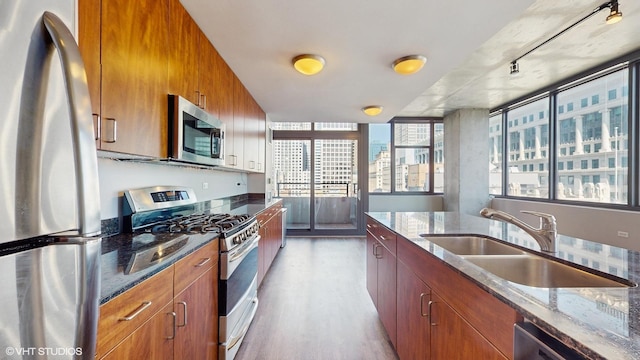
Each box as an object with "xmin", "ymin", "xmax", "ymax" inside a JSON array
[{"xmin": 443, "ymin": 109, "xmax": 490, "ymax": 215}]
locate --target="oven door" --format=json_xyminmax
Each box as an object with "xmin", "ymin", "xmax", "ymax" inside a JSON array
[{"xmin": 219, "ymin": 234, "xmax": 260, "ymax": 360}]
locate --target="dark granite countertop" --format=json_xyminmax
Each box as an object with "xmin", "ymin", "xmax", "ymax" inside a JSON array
[
  {"xmin": 366, "ymin": 211, "xmax": 640, "ymax": 360},
  {"xmin": 99, "ymin": 198, "xmax": 282, "ymax": 304}
]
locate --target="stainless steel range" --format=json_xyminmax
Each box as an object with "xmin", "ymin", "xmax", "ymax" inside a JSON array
[{"xmin": 123, "ymin": 186, "xmax": 260, "ymax": 360}]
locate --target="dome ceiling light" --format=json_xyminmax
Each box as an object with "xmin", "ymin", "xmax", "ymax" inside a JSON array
[
  {"xmin": 362, "ymin": 106, "xmax": 383, "ymax": 116},
  {"xmin": 292, "ymin": 54, "xmax": 326, "ymax": 75},
  {"xmin": 392, "ymin": 55, "xmax": 427, "ymax": 75}
]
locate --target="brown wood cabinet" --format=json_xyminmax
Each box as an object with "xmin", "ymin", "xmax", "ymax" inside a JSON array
[
  {"xmin": 430, "ymin": 292, "xmax": 507, "ymax": 360},
  {"xmin": 79, "ymin": 0, "xmax": 267, "ymax": 164},
  {"xmin": 97, "ymin": 241, "xmax": 219, "ymax": 360},
  {"xmin": 257, "ymin": 202, "xmax": 283, "ymax": 286},
  {"xmin": 173, "ymin": 240, "xmax": 219, "ymax": 360},
  {"xmin": 396, "ymin": 260, "xmax": 431, "ymax": 360},
  {"xmin": 100, "ymin": 0, "xmax": 170, "ymax": 157},
  {"xmin": 168, "ymin": 0, "xmax": 199, "ymax": 107},
  {"xmin": 77, "ymin": 0, "xmax": 100, "ymax": 145},
  {"xmin": 227, "ymin": 74, "xmax": 246, "ymax": 168},
  {"xmin": 101, "ymin": 303, "xmax": 174, "ymax": 360},
  {"xmin": 365, "ymin": 218, "xmax": 397, "ymax": 347},
  {"xmin": 97, "ymin": 267, "xmax": 174, "ymax": 358},
  {"xmin": 174, "ymin": 269, "xmax": 217, "ymax": 359},
  {"xmin": 396, "ymin": 234, "xmax": 521, "ymax": 359}
]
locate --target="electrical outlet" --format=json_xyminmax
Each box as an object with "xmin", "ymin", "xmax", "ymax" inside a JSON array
[
  {"xmin": 617, "ymin": 230, "xmax": 629, "ymax": 238},
  {"xmin": 202, "ymin": 182, "xmax": 209, "ymax": 190}
]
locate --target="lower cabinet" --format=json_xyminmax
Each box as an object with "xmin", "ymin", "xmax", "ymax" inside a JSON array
[
  {"xmin": 101, "ymin": 303, "xmax": 174, "ymax": 360},
  {"xmin": 174, "ymin": 268, "xmax": 217, "ymax": 359},
  {"xmin": 367, "ymin": 214, "xmax": 521, "ymax": 360},
  {"xmin": 430, "ymin": 292, "xmax": 507, "ymax": 360},
  {"xmin": 366, "ymin": 220, "xmax": 397, "ymax": 347},
  {"xmin": 395, "ymin": 234, "xmax": 521, "ymax": 360},
  {"xmin": 257, "ymin": 202, "xmax": 283, "ymax": 286},
  {"xmin": 396, "ymin": 260, "xmax": 431, "ymax": 360},
  {"xmin": 98, "ymin": 241, "xmax": 219, "ymax": 360}
]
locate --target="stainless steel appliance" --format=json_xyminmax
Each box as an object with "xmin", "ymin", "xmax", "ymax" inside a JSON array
[
  {"xmin": 0, "ymin": 2, "xmax": 102, "ymax": 359},
  {"xmin": 168, "ymin": 94, "xmax": 226, "ymax": 167},
  {"xmin": 514, "ymin": 322, "xmax": 585, "ymax": 359},
  {"xmin": 122, "ymin": 186, "xmax": 260, "ymax": 360}
]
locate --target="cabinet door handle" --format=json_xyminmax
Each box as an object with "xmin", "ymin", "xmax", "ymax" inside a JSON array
[
  {"xmin": 177, "ymin": 301, "xmax": 188, "ymax": 327},
  {"xmin": 167, "ymin": 311, "xmax": 176, "ymax": 340},
  {"xmin": 104, "ymin": 117, "xmax": 117, "ymax": 143},
  {"xmin": 420, "ymin": 293, "xmax": 429, "ymax": 317},
  {"xmin": 428, "ymin": 301, "xmax": 436, "ymax": 326},
  {"xmin": 119, "ymin": 301, "xmax": 152, "ymax": 321},
  {"xmin": 92, "ymin": 114, "xmax": 100, "ymax": 140},
  {"xmin": 195, "ymin": 90, "xmax": 201, "ymax": 107},
  {"xmin": 379, "ymin": 235, "xmax": 386, "ymax": 241},
  {"xmin": 373, "ymin": 243, "xmax": 382, "ymax": 259},
  {"xmin": 201, "ymin": 94, "xmax": 207, "ymax": 109},
  {"xmin": 194, "ymin": 257, "xmax": 211, "ymax": 267}
]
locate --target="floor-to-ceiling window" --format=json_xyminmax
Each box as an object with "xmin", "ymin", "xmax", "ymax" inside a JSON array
[
  {"xmin": 489, "ymin": 59, "xmax": 633, "ymax": 208},
  {"xmin": 272, "ymin": 122, "xmax": 364, "ymax": 235}
]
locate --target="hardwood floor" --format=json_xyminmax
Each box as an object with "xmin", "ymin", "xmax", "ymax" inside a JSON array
[{"xmin": 236, "ymin": 237, "xmax": 398, "ymax": 360}]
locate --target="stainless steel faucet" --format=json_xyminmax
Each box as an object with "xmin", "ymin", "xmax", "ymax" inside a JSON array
[{"xmin": 480, "ymin": 208, "xmax": 557, "ymax": 253}]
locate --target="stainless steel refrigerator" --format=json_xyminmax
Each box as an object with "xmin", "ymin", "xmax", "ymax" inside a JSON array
[{"xmin": 0, "ymin": 1, "xmax": 102, "ymax": 359}]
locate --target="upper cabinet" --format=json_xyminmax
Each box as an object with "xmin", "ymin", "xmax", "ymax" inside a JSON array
[
  {"xmin": 78, "ymin": 0, "xmax": 265, "ymax": 169},
  {"xmin": 101, "ymin": 0, "xmax": 169, "ymax": 157},
  {"xmin": 168, "ymin": 0, "xmax": 199, "ymax": 107}
]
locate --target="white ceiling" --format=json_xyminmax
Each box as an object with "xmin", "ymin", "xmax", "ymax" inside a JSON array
[{"xmin": 181, "ymin": 0, "xmax": 640, "ymax": 123}]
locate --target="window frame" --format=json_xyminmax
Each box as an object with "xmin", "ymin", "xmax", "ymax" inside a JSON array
[
  {"xmin": 490, "ymin": 52, "xmax": 640, "ymax": 210},
  {"xmin": 368, "ymin": 117, "xmax": 443, "ymax": 195}
]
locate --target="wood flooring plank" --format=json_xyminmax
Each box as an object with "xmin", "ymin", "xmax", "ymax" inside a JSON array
[{"xmin": 236, "ymin": 237, "xmax": 398, "ymax": 360}]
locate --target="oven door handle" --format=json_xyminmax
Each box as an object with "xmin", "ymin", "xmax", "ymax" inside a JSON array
[
  {"xmin": 227, "ymin": 297, "xmax": 259, "ymax": 351},
  {"xmin": 229, "ymin": 235, "xmax": 261, "ymax": 263}
]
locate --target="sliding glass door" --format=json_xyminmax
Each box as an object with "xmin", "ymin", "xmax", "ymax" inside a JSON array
[{"xmin": 272, "ymin": 123, "xmax": 363, "ymax": 235}]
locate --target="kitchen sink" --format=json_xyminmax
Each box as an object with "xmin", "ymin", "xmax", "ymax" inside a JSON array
[
  {"xmin": 461, "ymin": 254, "xmax": 634, "ymax": 288},
  {"xmin": 421, "ymin": 235, "xmax": 529, "ymax": 256},
  {"xmin": 420, "ymin": 234, "xmax": 634, "ymax": 288}
]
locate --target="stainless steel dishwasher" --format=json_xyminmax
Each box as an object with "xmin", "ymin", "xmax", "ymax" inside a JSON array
[{"xmin": 514, "ymin": 322, "xmax": 586, "ymax": 359}]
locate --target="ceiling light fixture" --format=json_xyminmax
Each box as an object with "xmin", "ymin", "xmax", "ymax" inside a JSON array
[
  {"xmin": 392, "ymin": 55, "xmax": 427, "ymax": 75},
  {"xmin": 606, "ymin": 0, "xmax": 622, "ymax": 24},
  {"xmin": 292, "ymin": 54, "xmax": 325, "ymax": 75},
  {"xmin": 362, "ymin": 106, "xmax": 383, "ymax": 116},
  {"xmin": 509, "ymin": 61, "xmax": 519, "ymax": 75},
  {"xmin": 508, "ymin": 0, "xmax": 622, "ymax": 75}
]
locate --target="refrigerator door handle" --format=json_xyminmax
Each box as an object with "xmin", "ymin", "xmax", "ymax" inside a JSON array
[{"xmin": 42, "ymin": 11, "xmax": 101, "ymax": 237}]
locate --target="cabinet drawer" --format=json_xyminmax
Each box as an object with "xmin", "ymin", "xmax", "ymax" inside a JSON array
[
  {"xmin": 97, "ymin": 267, "xmax": 174, "ymax": 358},
  {"xmin": 174, "ymin": 240, "xmax": 218, "ymax": 295},
  {"xmin": 366, "ymin": 218, "xmax": 396, "ymax": 255}
]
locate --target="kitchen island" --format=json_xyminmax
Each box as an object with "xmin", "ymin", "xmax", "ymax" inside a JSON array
[{"xmin": 367, "ymin": 211, "xmax": 639, "ymax": 360}]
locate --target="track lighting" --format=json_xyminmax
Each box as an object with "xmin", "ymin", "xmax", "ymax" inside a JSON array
[
  {"xmin": 508, "ymin": 0, "xmax": 622, "ymax": 75},
  {"xmin": 606, "ymin": 0, "xmax": 622, "ymax": 24}
]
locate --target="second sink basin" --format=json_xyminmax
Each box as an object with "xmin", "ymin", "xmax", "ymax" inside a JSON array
[
  {"xmin": 421, "ymin": 235, "xmax": 528, "ymax": 256},
  {"xmin": 462, "ymin": 254, "xmax": 633, "ymax": 288}
]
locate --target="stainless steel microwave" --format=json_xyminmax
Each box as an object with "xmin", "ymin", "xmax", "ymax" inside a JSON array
[{"xmin": 169, "ymin": 95, "xmax": 225, "ymax": 166}]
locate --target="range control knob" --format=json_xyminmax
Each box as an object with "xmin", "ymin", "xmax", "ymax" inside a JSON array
[{"xmin": 233, "ymin": 236, "xmax": 242, "ymax": 245}]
